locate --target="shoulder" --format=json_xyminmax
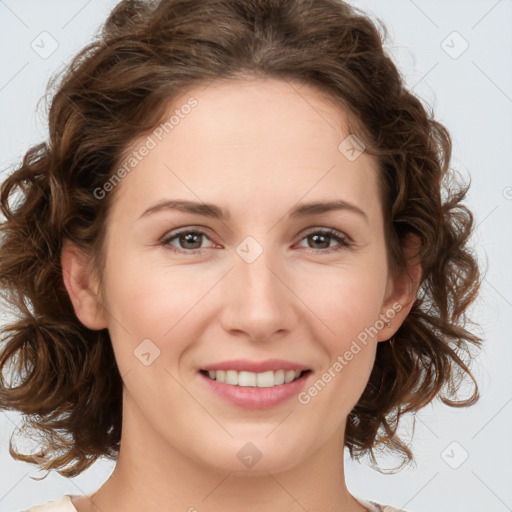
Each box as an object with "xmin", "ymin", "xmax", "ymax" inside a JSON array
[
  {"xmin": 355, "ymin": 496, "xmax": 410, "ymax": 512},
  {"xmin": 20, "ymin": 495, "xmax": 77, "ymax": 512}
]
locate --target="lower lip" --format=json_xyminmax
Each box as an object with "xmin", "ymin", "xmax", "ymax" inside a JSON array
[{"xmin": 199, "ymin": 371, "xmax": 312, "ymax": 409}]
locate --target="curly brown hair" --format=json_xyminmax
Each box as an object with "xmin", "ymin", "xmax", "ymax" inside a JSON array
[{"xmin": 0, "ymin": 0, "xmax": 482, "ymax": 478}]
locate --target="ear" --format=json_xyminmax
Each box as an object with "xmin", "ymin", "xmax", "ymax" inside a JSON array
[
  {"xmin": 377, "ymin": 233, "xmax": 422, "ymax": 341},
  {"xmin": 61, "ymin": 238, "xmax": 108, "ymax": 330}
]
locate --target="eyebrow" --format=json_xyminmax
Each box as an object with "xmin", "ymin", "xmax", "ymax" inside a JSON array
[{"xmin": 138, "ymin": 199, "xmax": 368, "ymax": 223}]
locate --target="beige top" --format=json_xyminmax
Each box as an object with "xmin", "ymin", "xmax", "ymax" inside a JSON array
[{"xmin": 22, "ymin": 494, "xmax": 408, "ymax": 512}]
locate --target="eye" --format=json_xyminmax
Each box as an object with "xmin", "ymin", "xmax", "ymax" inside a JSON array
[
  {"xmin": 160, "ymin": 229, "xmax": 215, "ymax": 254},
  {"xmin": 160, "ymin": 227, "xmax": 352, "ymax": 255},
  {"xmin": 296, "ymin": 228, "xmax": 352, "ymax": 254}
]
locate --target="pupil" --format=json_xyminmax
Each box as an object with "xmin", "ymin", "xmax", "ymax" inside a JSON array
[
  {"xmin": 181, "ymin": 233, "xmax": 201, "ymax": 249},
  {"xmin": 311, "ymin": 234, "xmax": 329, "ymax": 249}
]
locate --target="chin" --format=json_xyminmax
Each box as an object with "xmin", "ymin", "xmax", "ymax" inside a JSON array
[{"xmin": 193, "ymin": 434, "xmax": 309, "ymax": 475}]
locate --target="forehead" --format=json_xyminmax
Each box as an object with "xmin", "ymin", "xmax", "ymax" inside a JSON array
[
  {"xmin": 110, "ymin": 77, "xmax": 382, "ymax": 226},
  {"xmin": 162, "ymin": 77, "xmax": 356, "ymax": 157}
]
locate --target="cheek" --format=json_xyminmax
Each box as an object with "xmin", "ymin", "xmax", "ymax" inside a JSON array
[
  {"xmin": 101, "ymin": 250, "xmax": 217, "ymax": 369},
  {"xmin": 300, "ymin": 260, "xmax": 388, "ymax": 341},
  {"xmin": 298, "ymin": 261, "xmax": 386, "ymax": 394},
  {"xmin": 298, "ymin": 270, "xmax": 382, "ymax": 418}
]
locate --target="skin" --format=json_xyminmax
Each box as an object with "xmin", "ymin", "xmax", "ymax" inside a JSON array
[{"xmin": 62, "ymin": 77, "xmax": 421, "ymax": 512}]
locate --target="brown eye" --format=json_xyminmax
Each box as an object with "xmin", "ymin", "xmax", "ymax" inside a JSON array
[
  {"xmin": 297, "ymin": 228, "xmax": 351, "ymax": 254},
  {"xmin": 161, "ymin": 229, "xmax": 213, "ymax": 253}
]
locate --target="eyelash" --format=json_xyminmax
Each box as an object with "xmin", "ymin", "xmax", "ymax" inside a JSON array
[{"xmin": 159, "ymin": 227, "xmax": 352, "ymax": 255}]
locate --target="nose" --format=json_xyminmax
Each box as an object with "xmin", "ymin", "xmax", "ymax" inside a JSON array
[{"xmin": 217, "ymin": 236, "xmax": 298, "ymax": 343}]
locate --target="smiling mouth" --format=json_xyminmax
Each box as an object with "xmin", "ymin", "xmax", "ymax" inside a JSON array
[{"xmin": 199, "ymin": 369, "xmax": 312, "ymax": 387}]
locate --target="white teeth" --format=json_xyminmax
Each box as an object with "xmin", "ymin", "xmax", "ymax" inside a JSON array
[
  {"xmin": 205, "ymin": 369, "xmax": 304, "ymax": 387},
  {"xmin": 226, "ymin": 370, "xmax": 238, "ymax": 385},
  {"xmin": 239, "ymin": 371, "xmax": 256, "ymax": 386},
  {"xmin": 284, "ymin": 370, "xmax": 297, "ymax": 383}
]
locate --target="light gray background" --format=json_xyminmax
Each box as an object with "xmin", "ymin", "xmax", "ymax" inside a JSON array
[{"xmin": 0, "ymin": 1, "xmax": 511, "ymax": 511}]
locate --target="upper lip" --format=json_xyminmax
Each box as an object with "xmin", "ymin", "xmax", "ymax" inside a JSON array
[{"xmin": 200, "ymin": 359, "xmax": 310, "ymax": 373}]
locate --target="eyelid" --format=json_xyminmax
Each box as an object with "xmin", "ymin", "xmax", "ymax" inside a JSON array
[
  {"xmin": 300, "ymin": 226, "xmax": 353, "ymax": 243},
  {"xmin": 159, "ymin": 225, "xmax": 215, "ymax": 244}
]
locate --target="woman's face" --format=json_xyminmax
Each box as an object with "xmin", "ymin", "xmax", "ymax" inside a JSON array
[{"xmin": 80, "ymin": 78, "xmax": 407, "ymax": 475}]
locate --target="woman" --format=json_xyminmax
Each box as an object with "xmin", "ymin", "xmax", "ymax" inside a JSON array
[{"xmin": 0, "ymin": 0, "xmax": 482, "ymax": 511}]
